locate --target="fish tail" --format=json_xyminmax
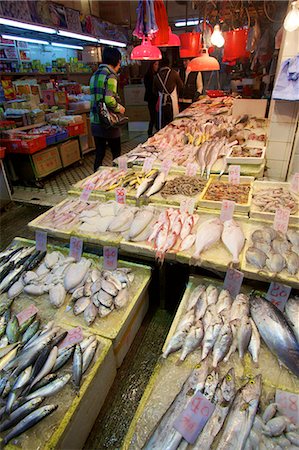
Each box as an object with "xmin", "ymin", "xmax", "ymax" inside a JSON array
[{"xmin": 176, "ymin": 358, "xmax": 184, "ymax": 366}]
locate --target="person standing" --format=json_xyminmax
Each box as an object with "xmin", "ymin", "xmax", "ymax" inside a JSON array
[
  {"xmin": 90, "ymin": 47, "xmax": 125, "ymax": 172},
  {"xmin": 144, "ymin": 61, "xmax": 159, "ymax": 137},
  {"xmin": 153, "ymin": 56, "xmax": 183, "ymax": 129},
  {"xmin": 179, "ymin": 58, "xmax": 203, "ymax": 110}
]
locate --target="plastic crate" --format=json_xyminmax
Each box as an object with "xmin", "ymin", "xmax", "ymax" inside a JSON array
[
  {"xmin": 55, "ymin": 129, "xmax": 69, "ymax": 142},
  {"xmin": 0, "ymin": 147, "xmax": 6, "ymax": 159},
  {"xmin": 206, "ymin": 90, "xmax": 225, "ymax": 98},
  {"xmin": 46, "ymin": 134, "xmax": 56, "ymax": 146},
  {"xmin": 67, "ymin": 122, "xmax": 85, "ymax": 136},
  {"xmin": 7, "ymin": 135, "xmax": 47, "ymax": 154},
  {"xmin": 0, "ymin": 138, "xmax": 22, "ymax": 152}
]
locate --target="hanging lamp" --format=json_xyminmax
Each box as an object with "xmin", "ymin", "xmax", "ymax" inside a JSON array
[
  {"xmin": 284, "ymin": 1, "xmax": 299, "ymax": 32},
  {"xmin": 130, "ymin": 36, "xmax": 162, "ymax": 60},
  {"xmin": 187, "ymin": 48, "xmax": 220, "ymax": 71},
  {"xmin": 152, "ymin": 27, "xmax": 180, "ymax": 47},
  {"xmin": 211, "ymin": 24, "xmax": 224, "ymax": 48}
]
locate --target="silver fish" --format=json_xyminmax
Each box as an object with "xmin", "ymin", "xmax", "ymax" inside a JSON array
[
  {"xmin": 212, "ymin": 323, "xmax": 233, "ymax": 368},
  {"xmin": 30, "ymin": 346, "xmax": 58, "ymax": 388},
  {"xmin": 230, "ymin": 294, "xmax": 249, "ymax": 321},
  {"xmin": 80, "ymin": 335, "xmax": 97, "ymax": 353},
  {"xmin": 201, "ymin": 320, "xmax": 222, "ymax": 360},
  {"xmin": 114, "ymin": 288, "xmax": 129, "ymax": 309},
  {"xmin": 285, "ymin": 252, "xmax": 299, "ymax": 276},
  {"xmin": 263, "ymin": 416, "xmax": 288, "ymax": 436},
  {"xmin": 101, "ymin": 279, "xmax": 118, "ymax": 296},
  {"xmin": 52, "ymin": 347, "xmax": 74, "ymax": 372},
  {"xmin": 237, "ymin": 316, "xmax": 252, "ymax": 359},
  {"xmin": 248, "ymin": 318, "xmax": 260, "ymax": 365},
  {"xmin": 73, "ymin": 296, "xmax": 90, "ymax": 315},
  {"xmin": 98, "ymin": 303, "xmax": 114, "ymax": 317},
  {"xmin": 203, "ymin": 370, "xmax": 219, "ymax": 402},
  {"xmin": 250, "ymin": 297, "xmax": 299, "ymax": 377},
  {"xmin": 84, "ymin": 302, "xmax": 97, "ymax": 325},
  {"xmin": 179, "ymin": 324, "xmax": 204, "ymax": 362},
  {"xmin": 82, "ymin": 340, "xmax": 98, "ymax": 374},
  {"xmin": 13, "ymin": 366, "xmax": 32, "ymax": 390},
  {"xmin": 195, "ymin": 292, "xmax": 208, "ymax": 321},
  {"xmin": 26, "ymin": 374, "xmax": 71, "ymax": 400},
  {"xmin": 176, "ymin": 310, "xmax": 195, "ymax": 333},
  {"xmin": 285, "ymin": 297, "xmax": 299, "ymax": 342},
  {"xmin": 162, "ymin": 330, "xmax": 187, "ymax": 358},
  {"xmin": 186, "ymin": 285, "xmax": 206, "ymax": 312},
  {"xmin": 262, "ymin": 403, "xmax": 278, "ymax": 423},
  {"xmin": 0, "ymin": 396, "xmax": 44, "ymax": 432},
  {"xmin": 206, "ymin": 285, "xmax": 219, "ymax": 305},
  {"xmin": 266, "ymin": 253, "xmax": 285, "ymax": 273},
  {"xmin": 73, "ymin": 344, "xmax": 83, "ymax": 391},
  {"xmin": 216, "ymin": 290, "xmax": 232, "ymax": 314},
  {"xmin": 246, "ymin": 247, "xmax": 267, "ymax": 269}
]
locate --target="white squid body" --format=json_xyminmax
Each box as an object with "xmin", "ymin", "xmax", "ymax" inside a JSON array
[
  {"xmin": 221, "ymin": 219, "xmax": 245, "ymax": 264},
  {"xmin": 64, "ymin": 260, "xmax": 91, "ymax": 291},
  {"xmin": 193, "ymin": 218, "xmax": 223, "ymax": 259}
]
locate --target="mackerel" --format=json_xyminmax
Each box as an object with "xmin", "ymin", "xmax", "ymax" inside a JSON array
[
  {"xmin": 73, "ymin": 344, "xmax": 83, "ymax": 391},
  {"xmin": 0, "ymin": 396, "xmax": 44, "ymax": 432},
  {"xmin": 82, "ymin": 340, "xmax": 97, "ymax": 373},
  {"xmin": 25, "ymin": 374, "xmax": 71, "ymax": 400}
]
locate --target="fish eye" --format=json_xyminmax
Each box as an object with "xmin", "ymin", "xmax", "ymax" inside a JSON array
[
  {"xmin": 249, "ymin": 379, "xmax": 255, "ymax": 384},
  {"xmin": 195, "ymin": 364, "xmax": 201, "ymax": 369},
  {"xmin": 226, "ymin": 375, "xmax": 232, "ymax": 381},
  {"xmin": 207, "ymin": 375, "xmax": 213, "ymax": 381}
]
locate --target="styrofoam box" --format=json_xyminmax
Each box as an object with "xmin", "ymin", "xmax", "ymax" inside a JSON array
[{"xmin": 226, "ymin": 145, "xmax": 266, "ymax": 165}]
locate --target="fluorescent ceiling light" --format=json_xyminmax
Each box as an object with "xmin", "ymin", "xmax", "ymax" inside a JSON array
[
  {"xmin": 0, "ymin": 18, "xmax": 55, "ymax": 34},
  {"xmin": 98, "ymin": 38, "xmax": 126, "ymax": 48},
  {"xmin": 175, "ymin": 19, "xmax": 199, "ymax": 27},
  {"xmin": 2, "ymin": 35, "xmax": 49, "ymax": 45},
  {"xmin": 58, "ymin": 30, "xmax": 98, "ymax": 42},
  {"xmin": 52, "ymin": 42, "xmax": 84, "ymax": 50}
]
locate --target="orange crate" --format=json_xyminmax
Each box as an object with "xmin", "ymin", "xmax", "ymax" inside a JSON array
[
  {"xmin": 67, "ymin": 122, "xmax": 85, "ymax": 136},
  {"xmin": 9, "ymin": 135, "xmax": 47, "ymax": 154}
]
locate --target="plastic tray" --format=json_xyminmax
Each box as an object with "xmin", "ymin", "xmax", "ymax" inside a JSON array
[
  {"xmin": 226, "ymin": 145, "xmax": 266, "ymax": 165},
  {"xmin": 67, "ymin": 122, "xmax": 85, "ymax": 137},
  {"xmin": 56, "ymin": 129, "xmax": 69, "ymax": 142}
]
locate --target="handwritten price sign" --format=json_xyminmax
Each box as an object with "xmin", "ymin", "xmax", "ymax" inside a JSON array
[
  {"xmin": 185, "ymin": 163, "xmax": 198, "ymax": 177},
  {"xmin": 80, "ymin": 181, "xmax": 95, "ymax": 202},
  {"xmin": 290, "ymin": 173, "xmax": 299, "ymax": 194},
  {"xmin": 266, "ymin": 282, "xmax": 291, "ymax": 311},
  {"xmin": 118, "ymin": 156, "xmax": 128, "ymax": 171},
  {"xmin": 59, "ymin": 327, "xmax": 83, "ymax": 350},
  {"xmin": 173, "ymin": 390, "xmax": 215, "ymax": 444},
  {"xmin": 220, "ymin": 200, "xmax": 235, "ymax": 222},
  {"xmin": 224, "ymin": 268, "xmax": 244, "ymax": 298},
  {"xmin": 103, "ymin": 246, "xmax": 118, "ymax": 270},
  {"xmin": 276, "ymin": 389, "xmax": 299, "ymax": 426},
  {"xmin": 69, "ymin": 237, "xmax": 83, "ymax": 262},
  {"xmin": 180, "ymin": 198, "xmax": 195, "ymax": 214},
  {"xmin": 115, "ymin": 187, "xmax": 126, "ymax": 204},
  {"xmin": 17, "ymin": 304, "xmax": 39, "ymax": 326},
  {"xmin": 143, "ymin": 157, "xmax": 155, "ymax": 174},
  {"xmin": 228, "ymin": 165, "xmax": 240, "ymax": 185},
  {"xmin": 161, "ymin": 159, "xmax": 172, "ymax": 177},
  {"xmin": 35, "ymin": 231, "xmax": 47, "ymax": 252},
  {"xmin": 273, "ymin": 207, "xmax": 290, "ymax": 234}
]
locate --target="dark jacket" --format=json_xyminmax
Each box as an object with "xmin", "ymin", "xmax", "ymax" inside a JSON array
[
  {"xmin": 153, "ymin": 67, "xmax": 183, "ymax": 96},
  {"xmin": 144, "ymin": 71, "xmax": 158, "ymax": 103}
]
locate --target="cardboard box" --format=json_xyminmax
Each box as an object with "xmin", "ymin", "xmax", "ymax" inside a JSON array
[
  {"xmin": 126, "ymin": 105, "xmax": 149, "ymax": 122},
  {"xmin": 124, "ymin": 85, "xmax": 147, "ymax": 106},
  {"xmin": 59, "ymin": 138, "xmax": 81, "ymax": 168},
  {"xmin": 32, "ymin": 145, "xmax": 62, "ymax": 178}
]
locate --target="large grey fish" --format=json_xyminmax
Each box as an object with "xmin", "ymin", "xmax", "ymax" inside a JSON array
[
  {"xmin": 3, "ymin": 404, "xmax": 58, "ymax": 445},
  {"xmin": 216, "ymin": 375, "xmax": 262, "ymax": 450},
  {"xmin": 250, "ymin": 296, "xmax": 299, "ymax": 377},
  {"xmin": 25, "ymin": 374, "xmax": 71, "ymax": 400},
  {"xmin": 285, "ymin": 297, "xmax": 299, "ymax": 342}
]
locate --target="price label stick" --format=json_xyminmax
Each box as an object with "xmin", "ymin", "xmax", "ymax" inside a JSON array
[
  {"xmin": 35, "ymin": 231, "xmax": 47, "ymax": 252},
  {"xmin": 118, "ymin": 156, "xmax": 128, "ymax": 171},
  {"xmin": 223, "ymin": 267, "xmax": 244, "ymax": 298},
  {"xmin": 266, "ymin": 282, "xmax": 291, "ymax": 311},
  {"xmin": 228, "ymin": 165, "xmax": 240, "ymax": 185},
  {"xmin": 185, "ymin": 163, "xmax": 198, "ymax": 177},
  {"xmin": 173, "ymin": 390, "xmax": 215, "ymax": 444},
  {"xmin": 180, "ymin": 198, "xmax": 195, "ymax": 214},
  {"xmin": 273, "ymin": 207, "xmax": 290, "ymax": 235},
  {"xmin": 17, "ymin": 304, "xmax": 39, "ymax": 326},
  {"xmin": 143, "ymin": 157, "xmax": 155, "ymax": 174},
  {"xmin": 161, "ymin": 159, "xmax": 172, "ymax": 177},
  {"xmin": 80, "ymin": 181, "xmax": 95, "ymax": 202},
  {"xmin": 276, "ymin": 389, "xmax": 299, "ymax": 426},
  {"xmin": 220, "ymin": 200, "xmax": 235, "ymax": 222},
  {"xmin": 115, "ymin": 187, "xmax": 126, "ymax": 204},
  {"xmin": 290, "ymin": 173, "xmax": 299, "ymax": 194},
  {"xmin": 59, "ymin": 327, "xmax": 84, "ymax": 350},
  {"xmin": 103, "ymin": 246, "xmax": 118, "ymax": 271},
  {"xmin": 69, "ymin": 237, "xmax": 83, "ymax": 262}
]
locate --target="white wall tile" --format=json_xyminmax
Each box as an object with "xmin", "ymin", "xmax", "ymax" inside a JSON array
[
  {"xmin": 283, "ymin": 28, "xmax": 299, "ymax": 58},
  {"xmin": 266, "ymin": 159, "xmax": 285, "ymax": 180},
  {"xmin": 289, "ymin": 155, "xmax": 299, "ymax": 175},
  {"xmin": 268, "ymin": 121, "xmax": 297, "ymax": 143},
  {"xmin": 270, "ymin": 100, "xmax": 299, "ymax": 123},
  {"xmin": 266, "ymin": 141, "xmax": 290, "ymax": 160}
]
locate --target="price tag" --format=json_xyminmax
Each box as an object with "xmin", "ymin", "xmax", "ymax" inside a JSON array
[
  {"xmin": 69, "ymin": 237, "xmax": 83, "ymax": 262},
  {"xmin": 35, "ymin": 231, "xmax": 47, "ymax": 252},
  {"xmin": 161, "ymin": 159, "xmax": 172, "ymax": 176},
  {"xmin": 17, "ymin": 304, "xmax": 39, "ymax": 326},
  {"xmin": 276, "ymin": 389, "xmax": 299, "ymax": 426},
  {"xmin": 59, "ymin": 326, "xmax": 83, "ymax": 350},
  {"xmin": 220, "ymin": 200, "xmax": 235, "ymax": 222},
  {"xmin": 266, "ymin": 282, "xmax": 291, "ymax": 311},
  {"xmin": 118, "ymin": 156, "xmax": 128, "ymax": 171},
  {"xmin": 103, "ymin": 246, "xmax": 118, "ymax": 270},
  {"xmin": 273, "ymin": 207, "xmax": 290, "ymax": 234},
  {"xmin": 224, "ymin": 268, "xmax": 244, "ymax": 298},
  {"xmin": 173, "ymin": 390, "xmax": 215, "ymax": 444},
  {"xmin": 185, "ymin": 163, "xmax": 198, "ymax": 177},
  {"xmin": 80, "ymin": 181, "xmax": 95, "ymax": 202},
  {"xmin": 142, "ymin": 157, "xmax": 155, "ymax": 173},
  {"xmin": 228, "ymin": 165, "xmax": 240, "ymax": 185},
  {"xmin": 290, "ymin": 173, "xmax": 299, "ymax": 194},
  {"xmin": 180, "ymin": 198, "xmax": 195, "ymax": 214},
  {"xmin": 115, "ymin": 187, "xmax": 126, "ymax": 204}
]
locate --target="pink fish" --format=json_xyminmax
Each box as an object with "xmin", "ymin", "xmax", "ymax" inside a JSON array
[{"xmin": 181, "ymin": 215, "xmax": 194, "ymax": 240}]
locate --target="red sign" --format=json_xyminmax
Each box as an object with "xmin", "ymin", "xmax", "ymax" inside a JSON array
[
  {"xmin": 17, "ymin": 304, "xmax": 39, "ymax": 326},
  {"xmin": 273, "ymin": 207, "xmax": 290, "ymax": 234},
  {"xmin": 115, "ymin": 187, "xmax": 126, "ymax": 204},
  {"xmin": 185, "ymin": 163, "xmax": 198, "ymax": 177},
  {"xmin": 228, "ymin": 165, "xmax": 240, "ymax": 185},
  {"xmin": 276, "ymin": 389, "xmax": 299, "ymax": 426},
  {"xmin": 69, "ymin": 237, "xmax": 83, "ymax": 262},
  {"xmin": 220, "ymin": 200, "xmax": 235, "ymax": 222},
  {"xmin": 142, "ymin": 157, "xmax": 155, "ymax": 173},
  {"xmin": 266, "ymin": 282, "xmax": 291, "ymax": 311},
  {"xmin": 173, "ymin": 390, "xmax": 215, "ymax": 444},
  {"xmin": 103, "ymin": 246, "xmax": 118, "ymax": 270},
  {"xmin": 59, "ymin": 327, "xmax": 83, "ymax": 350},
  {"xmin": 290, "ymin": 173, "xmax": 299, "ymax": 194},
  {"xmin": 161, "ymin": 159, "xmax": 172, "ymax": 176},
  {"xmin": 80, "ymin": 181, "xmax": 95, "ymax": 202},
  {"xmin": 118, "ymin": 156, "xmax": 128, "ymax": 171},
  {"xmin": 35, "ymin": 231, "xmax": 47, "ymax": 252},
  {"xmin": 223, "ymin": 267, "xmax": 244, "ymax": 298}
]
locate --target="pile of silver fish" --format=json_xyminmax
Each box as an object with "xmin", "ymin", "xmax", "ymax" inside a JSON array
[
  {"xmin": 0, "ymin": 311, "xmax": 98, "ymax": 445},
  {"xmin": 162, "ymin": 284, "xmax": 259, "ymax": 367},
  {"xmin": 246, "ymin": 227, "xmax": 299, "ymax": 276}
]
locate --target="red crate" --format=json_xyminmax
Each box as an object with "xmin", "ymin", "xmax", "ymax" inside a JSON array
[
  {"xmin": 67, "ymin": 122, "xmax": 85, "ymax": 136},
  {"xmin": 0, "ymin": 147, "xmax": 6, "ymax": 159},
  {"xmin": 0, "ymin": 138, "xmax": 22, "ymax": 152},
  {"xmin": 4, "ymin": 135, "xmax": 47, "ymax": 154}
]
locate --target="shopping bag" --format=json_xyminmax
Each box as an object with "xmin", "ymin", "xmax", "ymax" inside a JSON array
[{"xmin": 272, "ymin": 55, "xmax": 299, "ymax": 101}]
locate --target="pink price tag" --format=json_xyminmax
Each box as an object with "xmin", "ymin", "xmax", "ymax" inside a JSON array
[
  {"xmin": 115, "ymin": 187, "xmax": 126, "ymax": 204},
  {"xmin": 273, "ymin": 207, "xmax": 290, "ymax": 234},
  {"xmin": 180, "ymin": 198, "xmax": 195, "ymax": 214},
  {"xmin": 161, "ymin": 159, "xmax": 172, "ymax": 176},
  {"xmin": 185, "ymin": 163, "xmax": 198, "ymax": 177},
  {"xmin": 266, "ymin": 282, "xmax": 292, "ymax": 311},
  {"xmin": 290, "ymin": 173, "xmax": 299, "ymax": 194},
  {"xmin": 80, "ymin": 181, "xmax": 95, "ymax": 202},
  {"xmin": 276, "ymin": 389, "xmax": 299, "ymax": 426},
  {"xmin": 35, "ymin": 231, "xmax": 47, "ymax": 252},
  {"xmin": 69, "ymin": 237, "xmax": 83, "ymax": 262},
  {"xmin": 17, "ymin": 304, "xmax": 39, "ymax": 326},
  {"xmin": 220, "ymin": 200, "xmax": 235, "ymax": 222},
  {"xmin": 103, "ymin": 246, "xmax": 118, "ymax": 270},
  {"xmin": 118, "ymin": 156, "xmax": 128, "ymax": 171},
  {"xmin": 228, "ymin": 165, "xmax": 240, "ymax": 185},
  {"xmin": 173, "ymin": 390, "xmax": 215, "ymax": 444},
  {"xmin": 224, "ymin": 268, "xmax": 244, "ymax": 298},
  {"xmin": 142, "ymin": 157, "xmax": 155, "ymax": 173},
  {"xmin": 59, "ymin": 327, "xmax": 83, "ymax": 350}
]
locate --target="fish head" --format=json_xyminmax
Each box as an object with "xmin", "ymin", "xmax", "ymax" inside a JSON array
[
  {"xmin": 221, "ymin": 367, "xmax": 236, "ymax": 403},
  {"xmin": 242, "ymin": 375, "xmax": 262, "ymax": 404}
]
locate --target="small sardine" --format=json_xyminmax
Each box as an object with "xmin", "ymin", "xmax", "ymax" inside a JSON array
[
  {"xmin": 82, "ymin": 340, "xmax": 98, "ymax": 374},
  {"xmin": 26, "ymin": 374, "xmax": 71, "ymax": 400},
  {"xmin": 73, "ymin": 344, "xmax": 83, "ymax": 391}
]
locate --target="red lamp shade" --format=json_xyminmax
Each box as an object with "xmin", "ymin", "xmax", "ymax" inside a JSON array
[
  {"xmin": 130, "ymin": 37, "xmax": 162, "ymax": 61},
  {"xmin": 187, "ymin": 49, "xmax": 220, "ymax": 71},
  {"xmin": 179, "ymin": 32, "xmax": 202, "ymax": 58},
  {"xmin": 223, "ymin": 29, "xmax": 250, "ymax": 62},
  {"xmin": 152, "ymin": 27, "xmax": 180, "ymax": 47}
]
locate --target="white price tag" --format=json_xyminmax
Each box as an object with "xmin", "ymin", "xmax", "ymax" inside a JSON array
[
  {"xmin": 276, "ymin": 389, "xmax": 299, "ymax": 426},
  {"xmin": 118, "ymin": 156, "xmax": 128, "ymax": 171},
  {"xmin": 223, "ymin": 268, "xmax": 244, "ymax": 297},
  {"xmin": 161, "ymin": 159, "xmax": 172, "ymax": 176},
  {"xmin": 142, "ymin": 157, "xmax": 155, "ymax": 173},
  {"xmin": 115, "ymin": 187, "xmax": 126, "ymax": 204},
  {"xmin": 228, "ymin": 165, "xmax": 240, "ymax": 185},
  {"xmin": 273, "ymin": 208, "xmax": 290, "ymax": 234},
  {"xmin": 290, "ymin": 173, "xmax": 299, "ymax": 194},
  {"xmin": 220, "ymin": 200, "xmax": 235, "ymax": 222},
  {"xmin": 103, "ymin": 246, "xmax": 118, "ymax": 270},
  {"xmin": 185, "ymin": 163, "xmax": 198, "ymax": 177},
  {"xmin": 35, "ymin": 231, "xmax": 47, "ymax": 252},
  {"xmin": 266, "ymin": 282, "xmax": 291, "ymax": 311},
  {"xmin": 80, "ymin": 181, "xmax": 95, "ymax": 202},
  {"xmin": 180, "ymin": 198, "xmax": 195, "ymax": 214},
  {"xmin": 69, "ymin": 237, "xmax": 83, "ymax": 262}
]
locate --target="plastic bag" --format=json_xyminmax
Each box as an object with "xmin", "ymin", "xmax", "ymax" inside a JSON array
[{"xmin": 272, "ymin": 55, "xmax": 299, "ymax": 101}]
